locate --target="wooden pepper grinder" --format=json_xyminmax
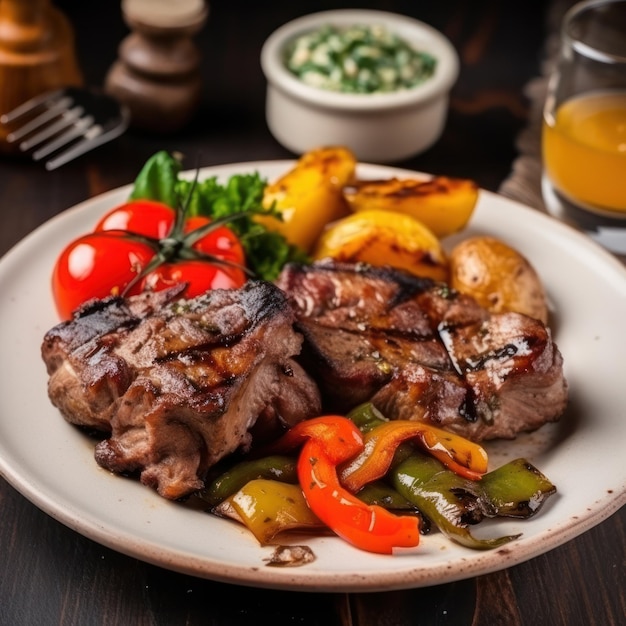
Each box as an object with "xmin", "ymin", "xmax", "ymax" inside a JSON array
[
  {"xmin": 105, "ymin": 0, "xmax": 208, "ymax": 134},
  {"xmin": 0, "ymin": 0, "xmax": 83, "ymax": 152}
]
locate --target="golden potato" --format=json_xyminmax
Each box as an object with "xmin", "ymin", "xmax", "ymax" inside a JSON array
[
  {"xmin": 313, "ymin": 209, "xmax": 449, "ymax": 282},
  {"xmin": 343, "ymin": 176, "xmax": 479, "ymax": 238},
  {"xmin": 259, "ymin": 146, "xmax": 357, "ymax": 252},
  {"xmin": 449, "ymin": 236, "xmax": 549, "ymax": 323}
]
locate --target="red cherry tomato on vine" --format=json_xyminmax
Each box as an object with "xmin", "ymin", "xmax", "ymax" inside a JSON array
[
  {"xmin": 52, "ymin": 200, "xmax": 247, "ymax": 320},
  {"xmin": 94, "ymin": 199, "xmax": 175, "ymax": 238},
  {"xmin": 52, "ymin": 232, "xmax": 155, "ymax": 319},
  {"xmin": 140, "ymin": 260, "xmax": 244, "ymax": 296}
]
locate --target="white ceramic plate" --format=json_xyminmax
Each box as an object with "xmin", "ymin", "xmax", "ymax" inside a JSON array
[{"xmin": 0, "ymin": 161, "xmax": 625, "ymax": 593}]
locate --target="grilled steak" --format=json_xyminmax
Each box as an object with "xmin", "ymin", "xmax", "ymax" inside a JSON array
[
  {"xmin": 41, "ymin": 281, "xmax": 322, "ymax": 500},
  {"xmin": 275, "ymin": 260, "xmax": 568, "ymax": 441}
]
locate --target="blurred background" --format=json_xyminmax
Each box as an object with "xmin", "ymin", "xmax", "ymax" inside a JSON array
[{"xmin": 48, "ymin": 0, "xmax": 550, "ymax": 191}]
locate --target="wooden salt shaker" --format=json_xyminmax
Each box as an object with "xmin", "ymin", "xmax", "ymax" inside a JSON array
[
  {"xmin": 0, "ymin": 0, "xmax": 83, "ymax": 152},
  {"xmin": 105, "ymin": 0, "xmax": 208, "ymax": 134}
]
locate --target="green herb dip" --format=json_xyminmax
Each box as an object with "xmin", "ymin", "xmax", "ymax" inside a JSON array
[{"xmin": 284, "ymin": 23, "xmax": 437, "ymax": 94}]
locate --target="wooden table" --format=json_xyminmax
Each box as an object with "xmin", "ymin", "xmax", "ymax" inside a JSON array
[{"xmin": 0, "ymin": 1, "xmax": 623, "ymax": 624}]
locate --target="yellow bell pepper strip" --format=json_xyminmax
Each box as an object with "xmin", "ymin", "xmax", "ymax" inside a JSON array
[
  {"xmin": 340, "ymin": 403, "xmax": 488, "ymax": 492},
  {"xmin": 340, "ymin": 419, "xmax": 488, "ymax": 492},
  {"xmin": 223, "ymin": 479, "xmax": 324, "ymax": 544},
  {"xmin": 348, "ymin": 402, "xmax": 487, "ymax": 471},
  {"xmin": 264, "ymin": 415, "xmax": 421, "ymax": 554}
]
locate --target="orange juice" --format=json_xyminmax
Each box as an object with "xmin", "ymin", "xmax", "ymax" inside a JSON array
[{"xmin": 542, "ymin": 91, "xmax": 626, "ymax": 213}]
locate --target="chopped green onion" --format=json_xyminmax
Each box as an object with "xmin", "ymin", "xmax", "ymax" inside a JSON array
[{"xmin": 284, "ymin": 24, "xmax": 437, "ymax": 94}]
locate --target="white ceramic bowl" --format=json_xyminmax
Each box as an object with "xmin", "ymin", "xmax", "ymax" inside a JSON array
[{"xmin": 260, "ymin": 9, "xmax": 460, "ymax": 162}]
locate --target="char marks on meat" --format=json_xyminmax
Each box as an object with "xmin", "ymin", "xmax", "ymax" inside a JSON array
[
  {"xmin": 275, "ymin": 260, "xmax": 568, "ymax": 441},
  {"xmin": 41, "ymin": 281, "xmax": 321, "ymax": 500}
]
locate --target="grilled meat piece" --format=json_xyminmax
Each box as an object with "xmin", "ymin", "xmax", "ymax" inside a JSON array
[
  {"xmin": 41, "ymin": 281, "xmax": 322, "ymax": 500},
  {"xmin": 275, "ymin": 260, "xmax": 568, "ymax": 441}
]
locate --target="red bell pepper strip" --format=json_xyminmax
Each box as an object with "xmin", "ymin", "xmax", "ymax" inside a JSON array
[
  {"xmin": 260, "ymin": 414, "xmax": 364, "ymax": 461},
  {"xmin": 340, "ymin": 420, "xmax": 488, "ymax": 493},
  {"xmin": 264, "ymin": 416, "xmax": 421, "ymax": 554}
]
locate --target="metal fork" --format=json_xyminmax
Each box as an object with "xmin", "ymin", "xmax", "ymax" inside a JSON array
[{"xmin": 0, "ymin": 87, "xmax": 130, "ymax": 170}]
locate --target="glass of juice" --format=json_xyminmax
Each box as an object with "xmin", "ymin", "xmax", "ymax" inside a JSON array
[{"xmin": 542, "ymin": 0, "xmax": 626, "ymax": 255}]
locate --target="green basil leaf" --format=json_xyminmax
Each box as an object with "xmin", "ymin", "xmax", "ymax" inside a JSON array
[{"xmin": 129, "ymin": 150, "xmax": 182, "ymax": 208}]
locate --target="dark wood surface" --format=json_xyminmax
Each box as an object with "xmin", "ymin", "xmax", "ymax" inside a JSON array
[{"xmin": 0, "ymin": 1, "xmax": 624, "ymax": 625}]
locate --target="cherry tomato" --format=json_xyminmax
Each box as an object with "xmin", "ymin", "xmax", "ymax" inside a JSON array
[
  {"xmin": 94, "ymin": 199, "xmax": 174, "ymax": 239},
  {"xmin": 140, "ymin": 261, "xmax": 245, "ymax": 298},
  {"xmin": 52, "ymin": 232, "xmax": 155, "ymax": 319},
  {"xmin": 181, "ymin": 216, "xmax": 245, "ymax": 267},
  {"xmin": 52, "ymin": 200, "xmax": 247, "ymax": 320}
]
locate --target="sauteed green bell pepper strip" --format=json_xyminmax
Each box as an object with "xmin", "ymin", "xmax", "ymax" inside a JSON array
[
  {"xmin": 390, "ymin": 452, "xmax": 557, "ymax": 549},
  {"xmin": 202, "ymin": 455, "xmax": 297, "ymax": 507},
  {"xmin": 392, "ymin": 454, "xmax": 517, "ymax": 549},
  {"xmin": 355, "ymin": 480, "xmax": 416, "ymax": 511},
  {"xmin": 345, "ymin": 403, "xmax": 556, "ymax": 548},
  {"xmin": 480, "ymin": 457, "xmax": 557, "ymax": 518},
  {"xmin": 354, "ymin": 480, "xmax": 432, "ymax": 533},
  {"xmin": 347, "ymin": 402, "xmax": 390, "ymax": 431}
]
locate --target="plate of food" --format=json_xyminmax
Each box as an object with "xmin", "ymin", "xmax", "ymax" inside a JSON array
[{"xmin": 0, "ymin": 149, "xmax": 624, "ymax": 592}]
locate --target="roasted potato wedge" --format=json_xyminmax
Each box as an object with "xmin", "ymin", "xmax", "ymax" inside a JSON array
[
  {"xmin": 449, "ymin": 236, "xmax": 549, "ymax": 323},
  {"xmin": 260, "ymin": 146, "xmax": 357, "ymax": 252},
  {"xmin": 313, "ymin": 209, "xmax": 449, "ymax": 282},
  {"xmin": 343, "ymin": 176, "xmax": 479, "ymax": 237}
]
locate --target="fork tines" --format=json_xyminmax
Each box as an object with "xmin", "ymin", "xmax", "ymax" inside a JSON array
[{"xmin": 0, "ymin": 87, "xmax": 129, "ymax": 170}]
